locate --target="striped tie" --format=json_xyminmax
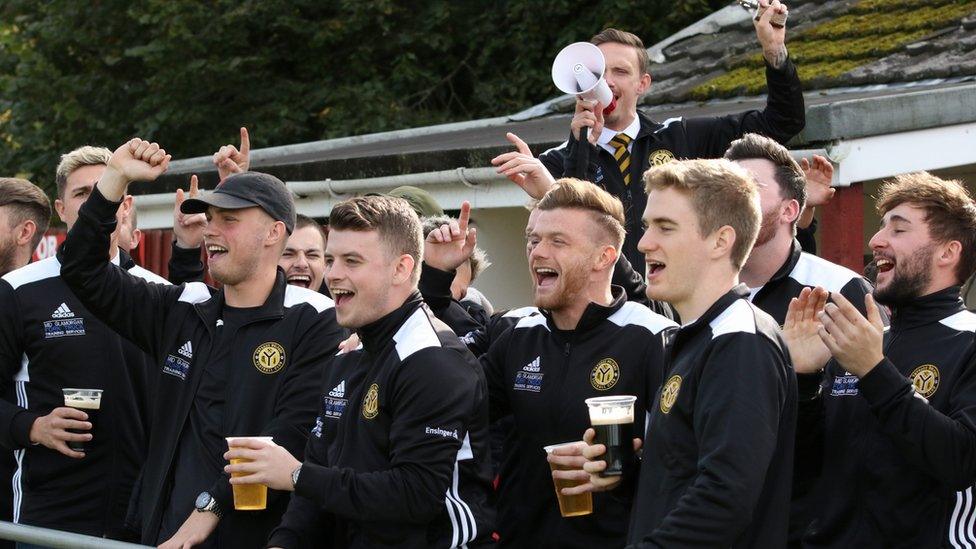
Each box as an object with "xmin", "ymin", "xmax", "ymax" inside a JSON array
[{"xmin": 610, "ymin": 133, "xmax": 633, "ymax": 185}]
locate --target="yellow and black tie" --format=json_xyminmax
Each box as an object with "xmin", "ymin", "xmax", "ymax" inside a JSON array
[{"xmin": 610, "ymin": 133, "xmax": 633, "ymax": 185}]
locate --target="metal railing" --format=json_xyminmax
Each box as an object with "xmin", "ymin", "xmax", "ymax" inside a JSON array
[{"xmin": 0, "ymin": 522, "xmax": 150, "ymax": 548}]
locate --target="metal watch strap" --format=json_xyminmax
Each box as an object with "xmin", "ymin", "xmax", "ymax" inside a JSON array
[{"xmin": 198, "ymin": 493, "xmax": 223, "ymax": 519}]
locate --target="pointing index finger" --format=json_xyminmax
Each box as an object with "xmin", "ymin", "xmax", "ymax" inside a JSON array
[
  {"xmin": 506, "ymin": 132, "xmax": 532, "ymax": 156},
  {"xmin": 458, "ymin": 201, "xmax": 471, "ymax": 234},
  {"xmin": 240, "ymin": 127, "xmax": 250, "ymax": 157}
]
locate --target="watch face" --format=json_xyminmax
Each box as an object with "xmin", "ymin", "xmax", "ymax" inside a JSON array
[{"xmin": 195, "ymin": 492, "xmax": 212, "ymax": 509}]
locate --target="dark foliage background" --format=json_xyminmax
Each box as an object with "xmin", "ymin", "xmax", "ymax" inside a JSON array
[{"xmin": 0, "ymin": 0, "xmax": 726, "ymax": 196}]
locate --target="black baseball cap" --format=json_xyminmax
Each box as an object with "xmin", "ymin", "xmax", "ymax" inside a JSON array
[{"xmin": 181, "ymin": 172, "xmax": 297, "ymax": 233}]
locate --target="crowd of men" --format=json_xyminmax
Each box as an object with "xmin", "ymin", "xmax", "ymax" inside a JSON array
[{"xmin": 1, "ymin": 1, "xmax": 975, "ymax": 547}]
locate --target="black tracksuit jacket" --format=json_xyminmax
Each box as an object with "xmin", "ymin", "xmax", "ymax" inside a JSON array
[
  {"xmin": 746, "ymin": 239, "xmax": 881, "ymax": 546},
  {"xmin": 628, "ymin": 286, "xmax": 797, "ymax": 548},
  {"xmin": 59, "ymin": 187, "xmax": 344, "ymax": 548},
  {"xmin": 0, "ymin": 250, "xmax": 162, "ymax": 539},
  {"xmin": 751, "ymin": 240, "xmax": 880, "ymax": 325},
  {"xmin": 268, "ymin": 294, "xmax": 494, "ymax": 548},
  {"xmin": 799, "ymin": 287, "xmax": 976, "ymax": 548},
  {"xmin": 540, "ymin": 59, "xmax": 805, "ymax": 270},
  {"xmin": 482, "ymin": 289, "xmax": 676, "ymax": 548}
]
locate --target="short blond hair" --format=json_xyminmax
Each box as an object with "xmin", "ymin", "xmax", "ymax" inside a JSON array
[
  {"xmin": 55, "ymin": 146, "xmax": 112, "ymax": 199},
  {"xmin": 877, "ymin": 172, "xmax": 976, "ymax": 283},
  {"xmin": 643, "ymin": 159, "xmax": 760, "ymax": 270},
  {"xmin": 537, "ymin": 178, "xmax": 626, "ymax": 250}
]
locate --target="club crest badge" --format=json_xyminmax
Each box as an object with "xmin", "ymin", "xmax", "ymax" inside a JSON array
[
  {"xmin": 253, "ymin": 342, "xmax": 286, "ymax": 374},
  {"xmin": 910, "ymin": 364, "xmax": 940, "ymax": 399},
  {"xmin": 590, "ymin": 358, "xmax": 620, "ymax": 391},
  {"xmin": 362, "ymin": 383, "xmax": 380, "ymax": 419},
  {"xmin": 660, "ymin": 375, "xmax": 682, "ymax": 414},
  {"xmin": 648, "ymin": 149, "xmax": 675, "ymax": 166}
]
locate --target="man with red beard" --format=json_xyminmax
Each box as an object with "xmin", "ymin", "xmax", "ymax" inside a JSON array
[
  {"xmin": 0, "ymin": 178, "xmax": 50, "ymax": 277},
  {"xmin": 477, "ymin": 178, "xmax": 675, "ymax": 547},
  {"xmin": 537, "ymin": 1, "xmax": 805, "ymax": 270},
  {"xmin": 784, "ymin": 172, "xmax": 976, "ymax": 547}
]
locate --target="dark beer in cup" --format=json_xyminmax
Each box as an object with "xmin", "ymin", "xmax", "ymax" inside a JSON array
[
  {"xmin": 585, "ymin": 395, "xmax": 636, "ymax": 477},
  {"xmin": 62, "ymin": 388, "xmax": 101, "ymax": 452}
]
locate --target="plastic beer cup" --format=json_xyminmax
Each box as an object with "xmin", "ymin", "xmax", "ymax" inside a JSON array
[
  {"xmin": 585, "ymin": 395, "xmax": 637, "ymax": 477},
  {"xmin": 544, "ymin": 442, "xmax": 593, "ymax": 517},
  {"xmin": 226, "ymin": 436, "xmax": 275, "ymax": 510}
]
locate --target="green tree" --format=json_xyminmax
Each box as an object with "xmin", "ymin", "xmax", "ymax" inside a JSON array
[{"xmin": 0, "ymin": 0, "xmax": 725, "ymax": 198}]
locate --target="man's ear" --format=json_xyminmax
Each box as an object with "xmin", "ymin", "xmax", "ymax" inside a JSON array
[
  {"xmin": 782, "ymin": 199, "xmax": 800, "ymax": 225},
  {"xmin": 938, "ymin": 240, "xmax": 962, "ymax": 277},
  {"xmin": 14, "ymin": 220, "xmax": 37, "ymax": 247},
  {"xmin": 392, "ymin": 254, "xmax": 416, "ymax": 285},
  {"xmin": 711, "ymin": 225, "xmax": 738, "ymax": 263},
  {"xmin": 54, "ymin": 199, "xmax": 67, "ymax": 224},
  {"xmin": 266, "ymin": 221, "xmax": 287, "ymax": 248},
  {"xmin": 638, "ymin": 72, "xmax": 652, "ymax": 94},
  {"xmin": 594, "ymin": 245, "xmax": 618, "ymax": 272}
]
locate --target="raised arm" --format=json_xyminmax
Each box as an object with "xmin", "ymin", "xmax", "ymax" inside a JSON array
[
  {"xmin": 60, "ymin": 139, "xmax": 184, "ymax": 358},
  {"xmin": 683, "ymin": 0, "xmax": 804, "ymax": 156}
]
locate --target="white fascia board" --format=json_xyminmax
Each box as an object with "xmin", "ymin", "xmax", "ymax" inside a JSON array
[
  {"xmin": 828, "ymin": 122, "xmax": 976, "ymax": 187},
  {"xmin": 133, "ymin": 171, "xmax": 531, "ymax": 230}
]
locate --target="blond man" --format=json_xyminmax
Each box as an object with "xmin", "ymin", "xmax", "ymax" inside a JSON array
[{"xmin": 583, "ymin": 159, "xmax": 797, "ymax": 547}]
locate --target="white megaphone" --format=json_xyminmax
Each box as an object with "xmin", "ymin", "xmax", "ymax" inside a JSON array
[{"xmin": 551, "ymin": 42, "xmax": 615, "ymax": 113}]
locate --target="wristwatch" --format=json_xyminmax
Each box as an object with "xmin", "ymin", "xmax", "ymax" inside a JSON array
[
  {"xmin": 195, "ymin": 491, "xmax": 223, "ymax": 519},
  {"xmin": 291, "ymin": 465, "xmax": 302, "ymax": 489}
]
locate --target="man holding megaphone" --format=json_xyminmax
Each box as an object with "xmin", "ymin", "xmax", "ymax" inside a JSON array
[{"xmin": 539, "ymin": 0, "xmax": 804, "ymax": 272}]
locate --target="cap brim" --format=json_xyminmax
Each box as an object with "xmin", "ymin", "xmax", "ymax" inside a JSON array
[{"xmin": 180, "ymin": 192, "xmax": 258, "ymax": 214}]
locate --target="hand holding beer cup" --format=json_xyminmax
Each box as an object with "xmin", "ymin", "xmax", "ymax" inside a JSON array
[
  {"xmin": 568, "ymin": 428, "xmax": 643, "ymax": 494},
  {"xmin": 28, "ymin": 404, "xmax": 94, "ymax": 459},
  {"xmin": 585, "ymin": 395, "xmax": 637, "ymax": 477},
  {"xmin": 545, "ymin": 441, "xmax": 593, "ymax": 517},
  {"xmin": 224, "ymin": 437, "xmax": 299, "ymax": 509}
]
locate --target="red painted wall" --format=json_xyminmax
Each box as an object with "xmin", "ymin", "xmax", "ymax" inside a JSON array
[{"xmin": 819, "ymin": 184, "xmax": 865, "ymax": 273}]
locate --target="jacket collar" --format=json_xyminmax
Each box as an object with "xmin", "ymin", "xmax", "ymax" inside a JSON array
[
  {"xmin": 677, "ymin": 284, "xmax": 751, "ymax": 339},
  {"xmin": 358, "ymin": 292, "xmax": 424, "ymax": 354},
  {"xmin": 767, "ymin": 239, "xmax": 803, "ymax": 286},
  {"xmin": 540, "ymin": 285, "xmax": 627, "ymax": 337},
  {"xmin": 636, "ymin": 111, "xmax": 658, "ymax": 139},
  {"xmin": 195, "ymin": 268, "xmax": 291, "ymax": 334},
  {"xmin": 118, "ymin": 248, "xmax": 135, "ymax": 270},
  {"xmin": 889, "ymin": 286, "xmax": 965, "ymax": 331}
]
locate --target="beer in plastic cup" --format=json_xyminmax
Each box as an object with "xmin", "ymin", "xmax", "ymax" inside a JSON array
[
  {"xmin": 62, "ymin": 388, "xmax": 101, "ymax": 452},
  {"xmin": 226, "ymin": 436, "xmax": 275, "ymax": 510},
  {"xmin": 585, "ymin": 395, "xmax": 636, "ymax": 477},
  {"xmin": 544, "ymin": 442, "xmax": 593, "ymax": 517}
]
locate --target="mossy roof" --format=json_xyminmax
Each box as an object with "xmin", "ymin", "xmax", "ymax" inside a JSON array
[{"xmin": 586, "ymin": 0, "xmax": 976, "ymax": 109}]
